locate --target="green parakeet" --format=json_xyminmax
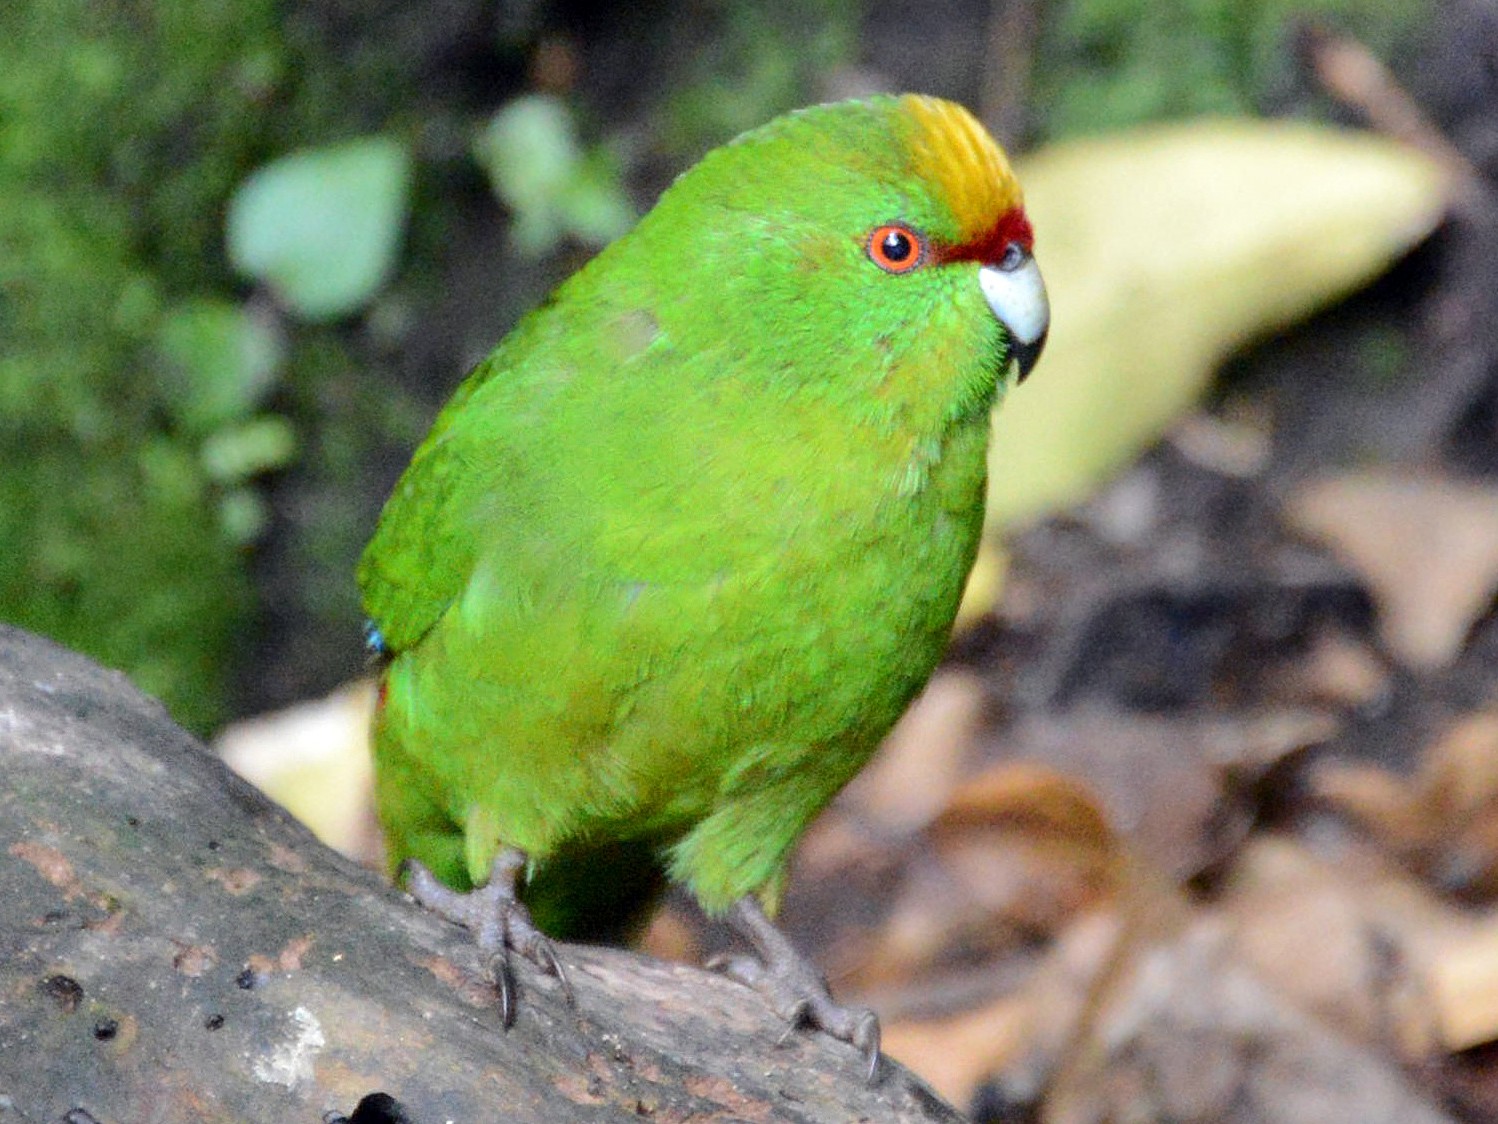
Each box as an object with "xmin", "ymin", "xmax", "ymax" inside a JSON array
[{"xmin": 359, "ymin": 93, "xmax": 1048, "ymax": 1073}]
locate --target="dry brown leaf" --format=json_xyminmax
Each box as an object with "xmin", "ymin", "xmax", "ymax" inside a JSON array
[
  {"xmin": 638, "ymin": 901, "xmax": 702, "ymax": 965},
  {"xmin": 852, "ymin": 838, "xmax": 1109, "ymax": 992},
  {"xmin": 1285, "ymin": 472, "xmax": 1498, "ymax": 669},
  {"xmin": 1046, "ymin": 915, "xmax": 1458, "ymax": 1124},
  {"xmin": 882, "ymin": 993, "xmax": 1035, "ymax": 1108},
  {"xmin": 988, "ymin": 713, "xmax": 1219, "ymax": 881},
  {"xmin": 931, "ymin": 763, "xmax": 1120, "ymax": 931},
  {"xmin": 1427, "ymin": 912, "xmax": 1498, "ymax": 1051},
  {"xmin": 1167, "ymin": 412, "xmax": 1273, "ymax": 479},
  {"xmin": 882, "ymin": 912, "xmax": 1124, "ymax": 1109},
  {"xmin": 853, "ymin": 859, "xmax": 972, "ymax": 989},
  {"xmin": 989, "ymin": 710, "xmax": 1334, "ymax": 883},
  {"xmin": 214, "ymin": 679, "xmax": 380, "ymax": 864},
  {"xmin": 1425, "ymin": 712, "xmax": 1498, "ymax": 827},
  {"xmin": 1447, "ymin": 814, "xmax": 1498, "ymax": 901},
  {"xmin": 1313, "ymin": 761, "xmax": 1433, "ymax": 855},
  {"xmin": 844, "ymin": 765, "xmax": 1118, "ymax": 990},
  {"xmin": 791, "ymin": 804, "xmax": 895, "ymax": 880},
  {"xmin": 841, "ymin": 670, "xmax": 987, "ymax": 833},
  {"xmin": 1312, "ymin": 710, "xmax": 1498, "ymax": 898},
  {"xmin": 932, "ymin": 761, "xmax": 1116, "ymax": 847},
  {"xmin": 1221, "ymin": 834, "xmax": 1473, "ymax": 1055},
  {"xmin": 1264, "ymin": 629, "xmax": 1392, "ymax": 710}
]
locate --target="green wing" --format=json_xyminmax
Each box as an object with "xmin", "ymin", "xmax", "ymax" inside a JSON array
[{"xmin": 356, "ymin": 346, "xmax": 521, "ymax": 654}]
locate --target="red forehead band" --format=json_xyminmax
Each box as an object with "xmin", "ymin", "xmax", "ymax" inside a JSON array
[{"xmin": 935, "ymin": 206, "xmax": 1034, "ymax": 265}]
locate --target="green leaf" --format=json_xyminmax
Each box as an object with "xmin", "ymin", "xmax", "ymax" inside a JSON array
[
  {"xmin": 988, "ymin": 119, "xmax": 1448, "ymax": 531},
  {"xmin": 474, "ymin": 94, "xmax": 635, "ymax": 257},
  {"xmin": 199, "ymin": 415, "xmax": 297, "ymax": 485},
  {"xmin": 227, "ymin": 136, "xmax": 412, "ymax": 321},
  {"xmin": 217, "ymin": 486, "xmax": 271, "ymax": 545},
  {"xmin": 476, "ymin": 95, "xmax": 579, "ymax": 211},
  {"xmin": 560, "ymin": 153, "xmax": 639, "ymax": 246},
  {"xmin": 156, "ymin": 299, "xmax": 284, "ymax": 433}
]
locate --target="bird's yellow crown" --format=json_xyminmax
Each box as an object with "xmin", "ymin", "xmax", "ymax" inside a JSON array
[{"xmin": 900, "ymin": 95, "xmax": 1023, "ymax": 243}]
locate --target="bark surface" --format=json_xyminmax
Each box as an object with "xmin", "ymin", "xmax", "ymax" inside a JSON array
[{"xmin": 0, "ymin": 625, "xmax": 963, "ymax": 1124}]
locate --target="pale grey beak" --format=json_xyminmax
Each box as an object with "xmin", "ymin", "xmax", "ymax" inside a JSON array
[{"xmin": 979, "ymin": 252, "xmax": 1049, "ymax": 383}]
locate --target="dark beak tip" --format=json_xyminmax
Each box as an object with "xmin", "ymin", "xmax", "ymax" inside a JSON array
[{"xmin": 1012, "ymin": 328, "xmax": 1048, "ymax": 385}]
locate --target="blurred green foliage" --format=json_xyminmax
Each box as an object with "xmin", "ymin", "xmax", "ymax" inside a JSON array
[
  {"xmin": 0, "ymin": 0, "xmax": 1434, "ymax": 732},
  {"xmin": 0, "ymin": 0, "xmax": 288, "ymax": 729},
  {"xmin": 1038, "ymin": 0, "xmax": 1427, "ymax": 137},
  {"xmin": 474, "ymin": 96, "xmax": 635, "ymax": 257},
  {"xmin": 655, "ymin": 1, "xmax": 856, "ymax": 155},
  {"xmin": 0, "ymin": 0, "xmax": 470, "ymax": 729}
]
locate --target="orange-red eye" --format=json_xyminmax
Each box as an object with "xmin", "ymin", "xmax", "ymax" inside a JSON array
[{"xmin": 867, "ymin": 224, "xmax": 925, "ymax": 273}]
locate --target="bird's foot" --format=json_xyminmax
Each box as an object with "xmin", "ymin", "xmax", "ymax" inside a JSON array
[
  {"xmin": 710, "ymin": 896, "xmax": 881, "ymax": 1083},
  {"xmin": 402, "ymin": 849, "xmax": 573, "ymax": 1026}
]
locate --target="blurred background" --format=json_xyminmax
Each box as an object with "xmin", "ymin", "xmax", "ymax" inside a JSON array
[{"xmin": 10, "ymin": 0, "xmax": 1498, "ymax": 1120}]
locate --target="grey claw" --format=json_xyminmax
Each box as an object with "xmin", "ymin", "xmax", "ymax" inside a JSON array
[
  {"xmin": 485, "ymin": 951, "xmax": 515, "ymax": 1029},
  {"xmin": 854, "ymin": 1011, "xmax": 881, "ymax": 1084},
  {"xmin": 720, "ymin": 896, "xmax": 880, "ymax": 1083},
  {"xmin": 775, "ymin": 998, "xmax": 813, "ymax": 1046},
  {"xmin": 536, "ymin": 939, "xmax": 575, "ymax": 1006},
  {"xmin": 402, "ymin": 849, "xmax": 575, "ymax": 1029}
]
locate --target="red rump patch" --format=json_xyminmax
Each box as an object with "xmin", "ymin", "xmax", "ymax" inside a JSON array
[{"xmin": 936, "ymin": 206, "xmax": 1034, "ymax": 265}]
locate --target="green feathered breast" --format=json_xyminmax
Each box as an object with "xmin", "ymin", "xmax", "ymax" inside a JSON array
[{"xmin": 359, "ymin": 95, "xmax": 1020, "ymax": 941}]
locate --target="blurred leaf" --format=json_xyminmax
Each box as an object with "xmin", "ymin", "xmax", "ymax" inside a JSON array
[
  {"xmin": 988, "ymin": 120, "xmax": 1447, "ymax": 531},
  {"xmin": 1287, "ymin": 471, "xmax": 1498, "ymax": 669},
  {"xmin": 854, "ymin": 760, "xmax": 1121, "ymax": 999},
  {"xmin": 881, "ymin": 987, "xmax": 1038, "ymax": 1108},
  {"xmin": 1312, "ymin": 709, "xmax": 1498, "ymax": 909},
  {"xmin": 474, "ymin": 94, "xmax": 634, "ymax": 257},
  {"xmin": 215, "ymin": 681, "xmax": 379, "ymax": 862},
  {"xmin": 227, "ymin": 136, "xmax": 412, "ymax": 321},
  {"xmin": 138, "ymin": 438, "xmax": 206, "ymax": 507},
  {"xmin": 1222, "ymin": 834, "xmax": 1469, "ymax": 1060},
  {"xmin": 112, "ymin": 274, "xmax": 163, "ymax": 339},
  {"xmin": 477, "ymin": 94, "xmax": 577, "ymax": 213},
  {"xmin": 655, "ymin": 1, "xmax": 854, "ymax": 155},
  {"xmin": 1038, "ymin": 0, "xmax": 1430, "ymax": 139},
  {"xmin": 217, "ymin": 487, "xmax": 270, "ymax": 545},
  {"xmin": 843, "ymin": 670, "xmax": 986, "ymax": 834},
  {"xmin": 560, "ymin": 151, "xmax": 638, "ymax": 246},
  {"xmin": 200, "ymin": 415, "xmax": 297, "ymax": 485},
  {"xmin": 156, "ymin": 299, "xmax": 284, "ymax": 433},
  {"xmin": 955, "ymin": 542, "xmax": 1007, "ymax": 632},
  {"xmin": 1431, "ymin": 914, "xmax": 1498, "ymax": 1053},
  {"xmin": 931, "ymin": 762, "xmax": 1116, "ymax": 853}
]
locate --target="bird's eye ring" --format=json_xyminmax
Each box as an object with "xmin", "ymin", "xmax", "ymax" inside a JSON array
[{"xmin": 867, "ymin": 224, "xmax": 925, "ymax": 274}]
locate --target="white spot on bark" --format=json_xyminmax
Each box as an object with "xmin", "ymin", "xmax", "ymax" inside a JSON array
[{"xmin": 253, "ymin": 1006, "xmax": 325, "ymax": 1088}]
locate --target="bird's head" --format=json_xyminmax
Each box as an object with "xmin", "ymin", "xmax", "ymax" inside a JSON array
[
  {"xmin": 629, "ymin": 94, "xmax": 1049, "ymax": 391},
  {"xmin": 888, "ymin": 95, "xmax": 1049, "ymax": 383}
]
